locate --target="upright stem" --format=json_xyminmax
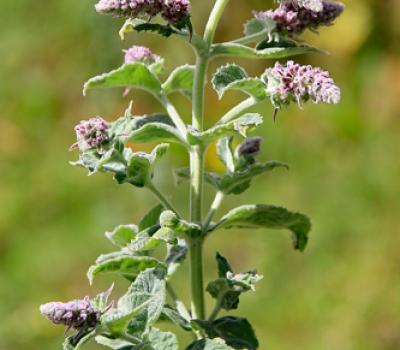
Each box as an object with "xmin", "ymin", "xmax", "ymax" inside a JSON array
[
  {"xmin": 189, "ymin": 0, "xmax": 231, "ymax": 321},
  {"xmin": 147, "ymin": 183, "xmax": 178, "ymax": 215}
]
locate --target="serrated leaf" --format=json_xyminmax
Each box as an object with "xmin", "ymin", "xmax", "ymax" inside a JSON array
[
  {"xmin": 87, "ymin": 252, "xmax": 165, "ymax": 284},
  {"xmin": 213, "ymin": 204, "xmax": 311, "ymax": 251},
  {"xmin": 244, "ymin": 17, "xmax": 276, "ymax": 38},
  {"xmin": 162, "ymin": 65, "xmax": 195, "ymax": 97},
  {"xmin": 210, "ymin": 42, "xmax": 321, "ymax": 60},
  {"xmin": 188, "ymin": 114, "xmax": 263, "ymax": 145},
  {"xmin": 212, "ymin": 64, "xmax": 266, "ymax": 100},
  {"xmin": 102, "ymin": 269, "xmax": 166, "ymax": 336},
  {"xmin": 185, "ymin": 338, "xmax": 234, "ymax": 350},
  {"xmin": 91, "ymin": 284, "xmax": 114, "ymax": 311},
  {"xmin": 139, "ymin": 204, "xmax": 164, "ymax": 232},
  {"xmin": 198, "ymin": 317, "xmax": 259, "ymax": 350},
  {"xmin": 105, "ymin": 225, "xmax": 138, "ymax": 247},
  {"xmin": 63, "ymin": 330, "xmax": 96, "ymax": 350},
  {"xmin": 148, "ymin": 328, "xmax": 179, "ymax": 350},
  {"xmin": 83, "ymin": 63, "xmax": 161, "ymax": 96}
]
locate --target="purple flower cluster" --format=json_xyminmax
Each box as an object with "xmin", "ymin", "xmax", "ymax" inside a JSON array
[
  {"xmin": 74, "ymin": 117, "xmax": 109, "ymax": 151},
  {"xmin": 256, "ymin": 1, "xmax": 344, "ymax": 35},
  {"xmin": 264, "ymin": 61, "xmax": 341, "ymax": 107},
  {"xmin": 124, "ymin": 46, "xmax": 160, "ymax": 65},
  {"xmin": 95, "ymin": 0, "xmax": 191, "ymax": 24},
  {"xmin": 236, "ymin": 137, "xmax": 262, "ymax": 158},
  {"xmin": 40, "ymin": 297, "xmax": 100, "ymax": 330}
]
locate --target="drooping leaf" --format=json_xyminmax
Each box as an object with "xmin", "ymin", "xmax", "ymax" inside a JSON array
[
  {"xmin": 165, "ymin": 238, "xmax": 188, "ymax": 276},
  {"xmin": 161, "ymin": 305, "xmax": 192, "ymax": 332},
  {"xmin": 195, "ymin": 317, "xmax": 259, "ymax": 350},
  {"xmin": 87, "ymin": 251, "xmax": 165, "ymax": 284},
  {"xmin": 216, "ymin": 252, "xmax": 233, "ymax": 278},
  {"xmin": 105, "ymin": 225, "xmax": 138, "ymax": 247},
  {"xmin": 212, "ymin": 64, "xmax": 267, "ymax": 100},
  {"xmin": 139, "ymin": 204, "xmax": 164, "ymax": 232},
  {"xmin": 185, "ymin": 338, "xmax": 234, "ymax": 350},
  {"xmin": 188, "ymin": 114, "xmax": 263, "ymax": 145},
  {"xmin": 83, "ymin": 63, "xmax": 162, "ymax": 96},
  {"xmin": 102, "ymin": 268, "xmax": 166, "ymax": 336},
  {"xmin": 213, "ymin": 204, "xmax": 312, "ymax": 251},
  {"xmin": 210, "ymin": 42, "xmax": 321, "ymax": 60},
  {"xmin": 162, "ymin": 65, "xmax": 195, "ymax": 97}
]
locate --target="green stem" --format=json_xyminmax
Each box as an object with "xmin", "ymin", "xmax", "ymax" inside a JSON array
[
  {"xmin": 147, "ymin": 182, "xmax": 178, "ymax": 215},
  {"xmin": 218, "ymin": 96, "xmax": 259, "ymax": 124},
  {"xmin": 231, "ymin": 29, "xmax": 271, "ymax": 45},
  {"xmin": 208, "ymin": 295, "xmax": 224, "ymax": 322},
  {"xmin": 158, "ymin": 94, "xmax": 188, "ymax": 139},
  {"xmin": 189, "ymin": 0, "xmax": 231, "ymax": 321},
  {"xmin": 203, "ymin": 191, "xmax": 225, "ymax": 234}
]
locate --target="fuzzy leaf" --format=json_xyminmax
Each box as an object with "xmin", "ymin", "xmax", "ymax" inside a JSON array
[
  {"xmin": 160, "ymin": 211, "xmax": 202, "ymax": 238},
  {"xmin": 174, "ymin": 167, "xmax": 222, "ymax": 190},
  {"xmin": 162, "ymin": 305, "xmax": 192, "ymax": 331},
  {"xmin": 212, "ymin": 64, "xmax": 267, "ymax": 100},
  {"xmin": 63, "ymin": 330, "xmax": 96, "ymax": 350},
  {"xmin": 87, "ymin": 252, "xmax": 165, "ymax": 284},
  {"xmin": 196, "ymin": 317, "xmax": 259, "ymax": 350},
  {"xmin": 243, "ymin": 17, "xmax": 276, "ymax": 38},
  {"xmin": 95, "ymin": 336, "xmax": 133, "ymax": 350},
  {"xmin": 148, "ymin": 328, "xmax": 179, "ymax": 350},
  {"xmin": 105, "ymin": 225, "xmax": 138, "ymax": 247},
  {"xmin": 185, "ymin": 338, "xmax": 234, "ymax": 350},
  {"xmin": 162, "ymin": 65, "xmax": 195, "ymax": 97},
  {"xmin": 217, "ymin": 138, "xmax": 235, "ymax": 173},
  {"xmin": 210, "ymin": 42, "xmax": 320, "ymax": 60},
  {"xmin": 216, "ymin": 253, "xmax": 232, "ymax": 278},
  {"xmin": 213, "ymin": 205, "xmax": 311, "ymax": 251},
  {"xmin": 83, "ymin": 63, "xmax": 161, "ymax": 96},
  {"xmin": 165, "ymin": 239, "xmax": 188, "ymax": 276},
  {"xmin": 139, "ymin": 204, "xmax": 164, "ymax": 232},
  {"xmin": 188, "ymin": 114, "xmax": 263, "ymax": 145},
  {"xmin": 102, "ymin": 268, "xmax": 166, "ymax": 336}
]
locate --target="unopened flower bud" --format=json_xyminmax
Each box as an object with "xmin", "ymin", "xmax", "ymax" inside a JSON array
[
  {"xmin": 40, "ymin": 297, "xmax": 100, "ymax": 330},
  {"xmin": 161, "ymin": 0, "xmax": 191, "ymax": 24},
  {"xmin": 236, "ymin": 137, "xmax": 262, "ymax": 158},
  {"xmin": 74, "ymin": 117, "xmax": 109, "ymax": 151},
  {"xmin": 264, "ymin": 61, "xmax": 340, "ymax": 107},
  {"xmin": 124, "ymin": 46, "xmax": 160, "ymax": 65}
]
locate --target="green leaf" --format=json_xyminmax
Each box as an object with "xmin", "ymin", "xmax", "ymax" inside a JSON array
[
  {"xmin": 162, "ymin": 65, "xmax": 195, "ymax": 97},
  {"xmin": 91, "ymin": 284, "xmax": 114, "ymax": 312},
  {"xmin": 105, "ymin": 225, "xmax": 138, "ymax": 247},
  {"xmin": 216, "ymin": 253, "xmax": 232, "ymax": 278},
  {"xmin": 148, "ymin": 328, "xmax": 179, "ymax": 350},
  {"xmin": 139, "ymin": 204, "xmax": 164, "ymax": 232},
  {"xmin": 63, "ymin": 330, "xmax": 96, "ymax": 350},
  {"xmin": 95, "ymin": 335, "xmax": 134, "ymax": 350},
  {"xmin": 165, "ymin": 239, "xmax": 187, "ymax": 276},
  {"xmin": 197, "ymin": 317, "xmax": 259, "ymax": 350},
  {"xmin": 188, "ymin": 114, "xmax": 263, "ymax": 145},
  {"xmin": 87, "ymin": 252, "xmax": 165, "ymax": 284},
  {"xmin": 185, "ymin": 338, "xmax": 234, "ymax": 350},
  {"xmin": 160, "ymin": 211, "xmax": 202, "ymax": 238},
  {"xmin": 210, "ymin": 42, "xmax": 320, "ymax": 60},
  {"xmin": 218, "ymin": 161, "xmax": 289, "ymax": 195},
  {"xmin": 102, "ymin": 268, "xmax": 166, "ymax": 336},
  {"xmin": 161, "ymin": 305, "xmax": 192, "ymax": 331},
  {"xmin": 243, "ymin": 18, "xmax": 276, "ymax": 38},
  {"xmin": 174, "ymin": 167, "xmax": 222, "ymax": 190},
  {"xmin": 213, "ymin": 204, "xmax": 311, "ymax": 251},
  {"xmin": 115, "ymin": 113, "xmax": 184, "ymax": 145},
  {"xmin": 212, "ymin": 64, "xmax": 267, "ymax": 100},
  {"xmin": 83, "ymin": 63, "xmax": 162, "ymax": 96}
]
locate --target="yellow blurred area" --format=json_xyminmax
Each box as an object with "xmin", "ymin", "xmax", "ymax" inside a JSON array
[{"xmin": 1, "ymin": 0, "xmax": 400, "ymax": 349}]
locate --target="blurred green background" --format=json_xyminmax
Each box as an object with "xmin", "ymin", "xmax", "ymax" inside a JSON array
[{"xmin": 1, "ymin": 0, "xmax": 400, "ymax": 349}]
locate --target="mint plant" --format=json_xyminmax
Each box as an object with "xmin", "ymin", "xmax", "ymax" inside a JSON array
[{"xmin": 41, "ymin": 1, "xmax": 344, "ymax": 349}]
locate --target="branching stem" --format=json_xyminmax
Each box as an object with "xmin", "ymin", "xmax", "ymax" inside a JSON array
[
  {"xmin": 147, "ymin": 182, "xmax": 179, "ymax": 215},
  {"xmin": 203, "ymin": 191, "xmax": 225, "ymax": 234},
  {"xmin": 218, "ymin": 96, "xmax": 260, "ymax": 124}
]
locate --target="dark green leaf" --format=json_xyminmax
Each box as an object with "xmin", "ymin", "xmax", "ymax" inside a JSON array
[
  {"xmin": 216, "ymin": 253, "xmax": 232, "ymax": 278},
  {"xmin": 139, "ymin": 204, "xmax": 164, "ymax": 232},
  {"xmin": 63, "ymin": 330, "xmax": 96, "ymax": 350},
  {"xmin": 213, "ymin": 204, "xmax": 311, "ymax": 251},
  {"xmin": 185, "ymin": 338, "xmax": 234, "ymax": 350}
]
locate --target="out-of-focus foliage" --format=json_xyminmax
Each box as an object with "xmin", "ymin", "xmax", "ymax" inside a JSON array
[{"xmin": 0, "ymin": 0, "xmax": 399, "ymax": 349}]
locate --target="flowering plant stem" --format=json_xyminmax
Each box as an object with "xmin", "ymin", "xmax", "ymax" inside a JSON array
[{"xmin": 190, "ymin": 0, "xmax": 231, "ymax": 321}]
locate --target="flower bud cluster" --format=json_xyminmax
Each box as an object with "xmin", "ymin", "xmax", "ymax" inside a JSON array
[
  {"xmin": 124, "ymin": 46, "xmax": 160, "ymax": 65},
  {"xmin": 40, "ymin": 297, "xmax": 100, "ymax": 330},
  {"xmin": 256, "ymin": 1, "xmax": 344, "ymax": 36},
  {"xmin": 95, "ymin": 0, "xmax": 191, "ymax": 24},
  {"xmin": 264, "ymin": 61, "xmax": 341, "ymax": 107},
  {"xmin": 74, "ymin": 117, "xmax": 109, "ymax": 151}
]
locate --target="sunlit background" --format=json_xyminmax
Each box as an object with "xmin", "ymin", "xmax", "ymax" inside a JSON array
[{"xmin": 1, "ymin": 0, "xmax": 400, "ymax": 349}]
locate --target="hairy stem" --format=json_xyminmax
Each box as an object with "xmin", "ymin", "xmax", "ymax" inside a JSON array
[
  {"xmin": 158, "ymin": 94, "xmax": 188, "ymax": 139},
  {"xmin": 147, "ymin": 183, "xmax": 178, "ymax": 215},
  {"xmin": 208, "ymin": 295, "xmax": 224, "ymax": 322},
  {"xmin": 203, "ymin": 191, "xmax": 225, "ymax": 234},
  {"xmin": 218, "ymin": 96, "xmax": 259, "ymax": 124},
  {"xmin": 189, "ymin": 0, "xmax": 231, "ymax": 321}
]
